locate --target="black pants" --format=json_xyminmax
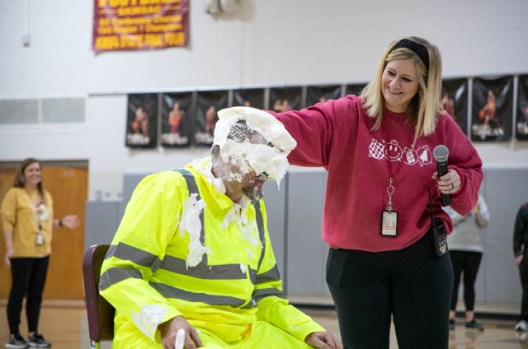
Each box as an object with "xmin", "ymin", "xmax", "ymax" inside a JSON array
[
  {"xmin": 520, "ymin": 255, "xmax": 528, "ymax": 321},
  {"xmin": 326, "ymin": 234, "xmax": 453, "ymax": 349},
  {"xmin": 7, "ymin": 256, "xmax": 49, "ymax": 335},
  {"xmin": 449, "ymin": 250, "xmax": 482, "ymax": 312}
]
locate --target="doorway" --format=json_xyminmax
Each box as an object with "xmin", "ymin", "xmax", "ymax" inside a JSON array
[{"xmin": 0, "ymin": 160, "xmax": 88, "ymax": 300}]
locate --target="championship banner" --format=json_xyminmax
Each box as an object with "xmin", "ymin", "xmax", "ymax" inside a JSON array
[{"xmin": 93, "ymin": 0, "xmax": 189, "ymax": 52}]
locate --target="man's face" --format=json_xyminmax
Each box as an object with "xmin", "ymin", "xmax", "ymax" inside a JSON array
[
  {"xmin": 226, "ymin": 133, "xmax": 271, "ymax": 201},
  {"xmin": 213, "ymin": 117, "xmax": 292, "ymax": 202},
  {"xmin": 241, "ymin": 171, "xmax": 268, "ymax": 201}
]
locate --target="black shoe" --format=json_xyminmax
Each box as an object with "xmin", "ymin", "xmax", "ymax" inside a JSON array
[
  {"xmin": 465, "ymin": 319, "xmax": 484, "ymax": 331},
  {"xmin": 27, "ymin": 334, "xmax": 51, "ymax": 348},
  {"xmin": 449, "ymin": 319, "xmax": 455, "ymax": 330},
  {"xmin": 5, "ymin": 334, "xmax": 28, "ymax": 349}
]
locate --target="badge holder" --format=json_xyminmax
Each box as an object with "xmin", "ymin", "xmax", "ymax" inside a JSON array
[
  {"xmin": 381, "ymin": 178, "xmax": 398, "ymax": 237},
  {"xmin": 35, "ymin": 224, "xmax": 45, "ymax": 246}
]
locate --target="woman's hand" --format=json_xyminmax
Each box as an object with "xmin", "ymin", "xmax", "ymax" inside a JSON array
[
  {"xmin": 60, "ymin": 215, "xmax": 80, "ymax": 229},
  {"xmin": 433, "ymin": 168, "xmax": 460, "ymax": 194},
  {"xmin": 4, "ymin": 246, "xmax": 13, "ymax": 266}
]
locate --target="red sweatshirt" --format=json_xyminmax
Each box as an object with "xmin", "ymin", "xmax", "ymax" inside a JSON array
[{"xmin": 271, "ymin": 95, "xmax": 483, "ymax": 252}]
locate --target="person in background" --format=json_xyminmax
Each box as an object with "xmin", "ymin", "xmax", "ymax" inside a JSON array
[
  {"xmin": 99, "ymin": 107, "xmax": 342, "ymax": 349},
  {"xmin": 514, "ymin": 201, "xmax": 528, "ymax": 332},
  {"xmin": 444, "ymin": 195, "xmax": 490, "ymax": 331},
  {"xmin": 1, "ymin": 158, "xmax": 80, "ymax": 349},
  {"xmin": 269, "ymin": 36, "xmax": 483, "ymax": 348}
]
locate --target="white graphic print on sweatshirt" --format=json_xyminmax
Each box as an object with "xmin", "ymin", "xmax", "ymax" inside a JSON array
[{"xmin": 368, "ymin": 138, "xmax": 433, "ymax": 167}]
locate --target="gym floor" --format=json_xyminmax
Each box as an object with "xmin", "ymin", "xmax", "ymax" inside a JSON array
[{"xmin": 0, "ymin": 300, "xmax": 525, "ymax": 349}]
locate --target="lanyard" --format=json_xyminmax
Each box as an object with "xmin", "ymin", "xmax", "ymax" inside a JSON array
[{"xmin": 380, "ymin": 124, "xmax": 414, "ymax": 211}]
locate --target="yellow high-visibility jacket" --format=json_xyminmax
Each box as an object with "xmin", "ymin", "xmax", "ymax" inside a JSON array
[{"xmin": 100, "ymin": 158, "xmax": 324, "ymax": 347}]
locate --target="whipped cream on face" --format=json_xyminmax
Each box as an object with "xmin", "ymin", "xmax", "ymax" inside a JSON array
[
  {"xmin": 191, "ymin": 158, "xmax": 226, "ymax": 194},
  {"xmin": 214, "ymin": 107, "xmax": 297, "ymax": 186}
]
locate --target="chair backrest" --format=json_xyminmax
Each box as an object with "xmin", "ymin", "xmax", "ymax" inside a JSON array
[{"xmin": 82, "ymin": 244, "xmax": 115, "ymax": 348}]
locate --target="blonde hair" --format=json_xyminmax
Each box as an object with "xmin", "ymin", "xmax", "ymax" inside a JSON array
[{"xmin": 360, "ymin": 36, "xmax": 443, "ymax": 144}]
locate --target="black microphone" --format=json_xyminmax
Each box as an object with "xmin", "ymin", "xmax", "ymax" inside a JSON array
[{"xmin": 433, "ymin": 145, "xmax": 451, "ymax": 207}]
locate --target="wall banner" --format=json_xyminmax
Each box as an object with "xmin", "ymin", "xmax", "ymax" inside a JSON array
[
  {"xmin": 233, "ymin": 88, "xmax": 265, "ymax": 109},
  {"xmin": 471, "ymin": 77, "xmax": 513, "ymax": 142},
  {"xmin": 194, "ymin": 91, "xmax": 229, "ymax": 147},
  {"xmin": 269, "ymin": 87, "xmax": 303, "ymax": 112},
  {"xmin": 517, "ymin": 75, "xmax": 528, "ymax": 140},
  {"xmin": 442, "ymin": 78, "xmax": 468, "ymax": 136},
  {"xmin": 92, "ymin": 0, "xmax": 189, "ymax": 52},
  {"xmin": 306, "ymin": 85, "xmax": 342, "ymax": 108},
  {"xmin": 161, "ymin": 92, "xmax": 193, "ymax": 147},
  {"xmin": 125, "ymin": 93, "xmax": 159, "ymax": 148}
]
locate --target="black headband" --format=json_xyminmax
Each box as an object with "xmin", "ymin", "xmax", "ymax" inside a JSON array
[{"xmin": 392, "ymin": 39, "xmax": 429, "ymax": 70}]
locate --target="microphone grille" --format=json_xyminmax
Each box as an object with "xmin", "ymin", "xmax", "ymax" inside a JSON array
[{"xmin": 433, "ymin": 145, "xmax": 449, "ymax": 162}]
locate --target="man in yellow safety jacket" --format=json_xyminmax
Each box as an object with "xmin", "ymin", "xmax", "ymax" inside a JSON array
[{"xmin": 99, "ymin": 106, "xmax": 342, "ymax": 349}]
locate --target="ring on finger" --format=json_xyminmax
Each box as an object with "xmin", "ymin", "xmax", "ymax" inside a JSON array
[{"xmin": 451, "ymin": 183, "xmax": 455, "ymax": 190}]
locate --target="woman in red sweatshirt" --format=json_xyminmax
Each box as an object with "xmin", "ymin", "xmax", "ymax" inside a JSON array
[{"xmin": 271, "ymin": 36, "xmax": 483, "ymax": 349}]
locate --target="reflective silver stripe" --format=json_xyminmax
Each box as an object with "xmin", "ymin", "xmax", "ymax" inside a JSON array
[
  {"xmin": 106, "ymin": 242, "xmax": 160, "ymax": 271},
  {"xmin": 241, "ymin": 299, "xmax": 258, "ymax": 309},
  {"xmin": 255, "ymin": 264, "xmax": 281, "ymax": 284},
  {"xmin": 253, "ymin": 200, "xmax": 266, "ymax": 270},
  {"xmin": 107, "ymin": 242, "xmax": 259, "ymax": 282},
  {"xmin": 253, "ymin": 287, "xmax": 286, "ymax": 303},
  {"xmin": 159, "ymin": 254, "xmax": 248, "ymax": 280},
  {"xmin": 100, "ymin": 267, "xmax": 142, "ymax": 291},
  {"xmin": 150, "ymin": 281, "xmax": 248, "ymax": 307},
  {"xmin": 248, "ymin": 268, "xmax": 258, "ymax": 284}
]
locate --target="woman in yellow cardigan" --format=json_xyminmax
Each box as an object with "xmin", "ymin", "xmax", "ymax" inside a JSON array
[{"xmin": 1, "ymin": 158, "xmax": 79, "ymax": 349}]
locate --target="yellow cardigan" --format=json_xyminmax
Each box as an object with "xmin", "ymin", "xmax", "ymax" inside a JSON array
[{"xmin": 1, "ymin": 187, "xmax": 54, "ymax": 257}]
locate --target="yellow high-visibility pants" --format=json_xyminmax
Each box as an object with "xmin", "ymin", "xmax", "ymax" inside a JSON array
[
  {"xmin": 112, "ymin": 320, "xmax": 314, "ymax": 348},
  {"xmin": 198, "ymin": 321, "xmax": 313, "ymax": 348}
]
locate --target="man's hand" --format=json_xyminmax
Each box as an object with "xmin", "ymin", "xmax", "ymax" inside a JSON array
[
  {"xmin": 159, "ymin": 316, "xmax": 203, "ymax": 349},
  {"xmin": 305, "ymin": 331, "xmax": 343, "ymax": 349}
]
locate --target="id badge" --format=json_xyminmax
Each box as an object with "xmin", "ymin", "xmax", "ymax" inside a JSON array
[
  {"xmin": 381, "ymin": 210, "xmax": 398, "ymax": 237},
  {"xmin": 36, "ymin": 231, "xmax": 45, "ymax": 246}
]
